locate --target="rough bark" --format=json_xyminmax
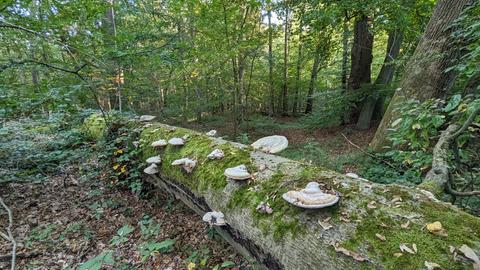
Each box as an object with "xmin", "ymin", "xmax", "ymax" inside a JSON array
[
  {"xmin": 281, "ymin": 1, "xmax": 289, "ymax": 115},
  {"xmin": 117, "ymin": 120, "xmax": 480, "ymax": 270},
  {"xmin": 356, "ymin": 30, "xmax": 403, "ymax": 130},
  {"xmin": 304, "ymin": 40, "xmax": 323, "ymax": 114},
  {"xmin": 292, "ymin": 16, "xmax": 303, "ymax": 115},
  {"xmin": 341, "ymin": 14, "xmax": 349, "ymax": 90},
  {"xmin": 346, "ymin": 15, "xmax": 373, "ymax": 123},
  {"xmin": 267, "ymin": 3, "xmax": 275, "ymax": 115},
  {"xmin": 370, "ymin": 0, "xmax": 472, "ymax": 150}
]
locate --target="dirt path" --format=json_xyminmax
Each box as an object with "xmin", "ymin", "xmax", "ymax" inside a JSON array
[{"xmin": 0, "ymin": 173, "xmax": 247, "ymax": 269}]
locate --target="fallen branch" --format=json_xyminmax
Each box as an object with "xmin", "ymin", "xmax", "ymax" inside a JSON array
[
  {"xmin": 0, "ymin": 252, "xmax": 40, "ymax": 262},
  {"xmin": 0, "ymin": 197, "xmax": 16, "ymax": 270},
  {"xmin": 340, "ymin": 133, "xmax": 397, "ymax": 169}
]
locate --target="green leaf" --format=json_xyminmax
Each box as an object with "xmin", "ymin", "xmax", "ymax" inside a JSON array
[
  {"xmin": 78, "ymin": 250, "xmax": 114, "ymax": 270},
  {"xmin": 221, "ymin": 261, "xmax": 235, "ymax": 268},
  {"xmin": 443, "ymin": 94, "xmax": 462, "ymax": 112}
]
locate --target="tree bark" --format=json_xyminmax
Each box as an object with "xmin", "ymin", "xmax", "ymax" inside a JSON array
[
  {"xmin": 292, "ymin": 15, "xmax": 303, "ymax": 115},
  {"xmin": 355, "ymin": 29, "xmax": 403, "ymax": 130},
  {"xmin": 345, "ymin": 15, "xmax": 373, "ymax": 123},
  {"xmin": 267, "ymin": 2, "xmax": 275, "ymax": 115},
  {"xmin": 281, "ymin": 1, "xmax": 289, "ymax": 115},
  {"xmin": 341, "ymin": 13, "xmax": 349, "ymax": 90},
  {"xmin": 370, "ymin": 0, "xmax": 472, "ymax": 150},
  {"xmin": 304, "ymin": 40, "xmax": 324, "ymax": 114}
]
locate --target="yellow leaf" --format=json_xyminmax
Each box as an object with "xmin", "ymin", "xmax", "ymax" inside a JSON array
[
  {"xmin": 426, "ymin": 221, "xmax": 442, "ymax": 233},
  {"xmin": 113, "ymin": 164, "xmax": 120, "ymax": 170},
  {"xmin": 187, "ymin": 262, "xmax": 196, "ymax": 270},
  {"xmin": 115, "ymin": 149, "xmax": 124, "ymax": 154},
  {"xmin": 121, "ymin": 165, "xmax": 127, "ymax": 173}
]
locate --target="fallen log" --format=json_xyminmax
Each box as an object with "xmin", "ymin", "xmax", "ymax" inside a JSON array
[{"xmin": 85, "ymin": 115, "xmax": 480, "ymax": 269}]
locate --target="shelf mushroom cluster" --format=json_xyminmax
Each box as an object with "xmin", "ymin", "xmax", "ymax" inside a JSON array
[{"xmin": 282, "ymin": 182, "xmax": 339, "ymax": 209}]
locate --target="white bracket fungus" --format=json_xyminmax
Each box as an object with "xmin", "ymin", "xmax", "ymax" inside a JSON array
[
  {"xmin": 202, "ymin": 211, "xmax": 226, "ymax": 226},
  {"xmin": 168, "ymin": 137, "xmax": 185, "ymax": 146},
  {"xmin": 224, "ymin": 165, "xmax": 252, "ymax": 180},
  {"xmin": 206, "ymin": 130, "xmax": 217, "ymax": 137},
  {"xmin": 146, "ymin": 156, "xmax": 162, "ymax": 164},
  {"xmin": 251, "ymin": 135, "xmax": 288, "ymax": 154},
  {"xmin": 171, "ymin": 158, "xmax": 196, "ymax": 173},
  {"xmin": 143, "ymin": 163, "xmax": 159, "ymax": 175},
  {"xmin": 207, "ymin": 149, "xmax": 225, "ymax": 160},
  {"xmin": 282, "ymin": 182, "xmax": 339, "ymax": 209},
  {"xmin": 151, "ymin": 139, "xmax": 168, "ymax": 148},
  {"xmin": 139, "ymin": 115, "xmax": 156, "ymax": 122}
]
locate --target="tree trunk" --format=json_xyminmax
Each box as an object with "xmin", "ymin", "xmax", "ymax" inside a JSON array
[
  {"xmin": 292, "ymin": 15, "xmax": 303, "ymax": 115},
  {"xmin": 281, "ymin": 1, "xmax": 289, "ymax": 115},
  {"xmin": 267, "ymin": 3, "xmax": 275, "ymax": 115},
  {"xmin": 370, "ymin": 0, "xmax": 472, "ymax": 150},
  {"xmin": 356, "ymin": 29, "xmax": 403, "ymax": 130},
  {"xmin": 345, "ymin": 15, "xmax": 373, "ymax": 123},
  {"xmin": 113, "ymin": 120, "xmax": 480, "ymax": 270},
  {"xmin": 304, "ymin": 40, "xmax": 323, "ymax": 114},
  {"xmin": 341, "ymin": 13, "xmax": 349, "ymax": 90}
]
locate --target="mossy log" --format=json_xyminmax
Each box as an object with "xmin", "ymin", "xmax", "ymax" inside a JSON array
[{"xmin": 126, "ymin": 121, "xmax": 480, "ymax": 269}]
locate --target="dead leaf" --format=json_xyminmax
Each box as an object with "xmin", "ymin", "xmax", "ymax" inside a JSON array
[
  {"xmin": 379, "ymin": 222, "xmax": 389, "ymax": 228},
  {"xmin": 401, "ymin": 220, "xmax": 410, "ymax": 229},
  {"xmin": 375, "ymin": 233, "xmax": 386, "ymax": 241},
  {"xmin": 333, "ymin": 244, "xmax": 368, "ymax": 262},
  {"xmin": 367, "ymin": 201, "xmax": 377, "ymax": 209},
  {"xmin": 400, "ymin": 243, "xmax": 415, "ymax": 254},
  {"xmin": 459, "ymin": 244, "xmax": 480, "ymax": 270},
  {"xmin": 412, "ymin": 243, "xmax": 417, "ymax": 253},
  {"xmin": 319, "ymin": 221, "xmax": 333, "ymax": 231},
  {"xmin": 391, "ymin": 196, "xmax": 402, "ymax": 204},
  {"xmin": 393, "ymin": 252, "xmax": 403, "ymax": 258},
  {"xmin": 426, "ymin": 221, "xmax": 448, "ymax": 236},
  {"xmin": 449, "ymin": 246, "xmax": 456, "ymax": 253},
  {"xmin": 424, "ymin": 261, "xmax": 441, "ymax": 270},
  {"xmin": 323, "ymin": 217, "xmax": 332, "ymax": 223}
]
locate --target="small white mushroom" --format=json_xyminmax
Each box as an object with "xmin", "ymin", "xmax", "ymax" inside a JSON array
[
  {"xmin": 146, "ymin": 156, "xmax": 162, "ymax": 164},
  {"xmin": 207, "ymin": 149, "xmax": 225, "ymax": 160},
  {"xmin": 139, "ymin": 115, "xmax": 156, "ymax": 122},
  {"xmin": 256, "ymin": 201, "xmax": 273, "ymax": 214},
  {"xmin": 251, "ymin": 135, "xmax": 288, "ymax": 154},
  {"xmin": 206, "ymin": 130, "xmax": 217, "ymax": 137},
  {"xmin": 224, "ymin": 165, "xmax": 252, "ymax": 180},
  {"xmin": 202, "ymin": 211, "xmax": 226, "ymax": 226},
  {"xmin": 151, "ymin": 139, "xmax": 168, "ymax": 148},
  {"xmin": 282, "ymin": 182, "xmax": 339, "ymax": 209},
  {"xmin": 171, "ymin": 158, "xmax": 196, "ymax": 173},
  {"xmin": 345, "ymin": 172, "xmax": 359, "ymax": 179},
  {"xmin": 168, "ymin": 137, "xmax": 185, "ymax": 146},
  {"xmin": 143, "ymin": 163, "xmax": 158, "ymax": 175}
]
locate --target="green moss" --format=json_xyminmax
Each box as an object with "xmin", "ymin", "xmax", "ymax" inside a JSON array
[
  {"xmin": 140, "ymin": 125, "xmax": 252, "ymax": 191},
  {"xmin": 341, "ymin": 198, "xmax": 480, "ymax": 269},
  {"xmin": 82, "ymin": 113, "xmax": 107, "ymax": 140}
]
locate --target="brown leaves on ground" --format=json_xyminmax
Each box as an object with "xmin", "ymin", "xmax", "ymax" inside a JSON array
[{"xmin": 0, "ymin": 173, "xmax": 247, "ymax": 269}]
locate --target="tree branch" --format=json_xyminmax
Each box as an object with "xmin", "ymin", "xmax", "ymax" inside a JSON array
[{"xmin": 0, "ymin": 197, "xmax": 16, "ymax": 270}]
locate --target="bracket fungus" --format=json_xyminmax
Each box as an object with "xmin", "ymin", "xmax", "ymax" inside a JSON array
[
  {"xmin": 146, "ymin": 156, "xmax": 162, "ymax": 164},
  {"xmin": 139, "ymin": 115, "xmax": 156, "ymax": 122},
  {"xmin": 282, "ymin": 182, "xmax": 339, "ymax": 209},
  {"xmin": 143, "ymin": 163, "xmax": 159, "ymax": 175},
  {"xmin": 202, "ymin": 211, "xmax": 226, "ymax": 226},
  {"xmin": 224, "ymin": 165, "xmax": 252, "ymax": 180},
  {"xmin": 171, "ymin": 158, "xmax": 197, "ymax": 173},
  {"xmin": 168, "ymin": 137, "xmax": 185, "ymax": 146},
  {"xmin": 207, "ymin": 149, "xmax": 225, "ymax": 160},
  {"xmin": 151, "ymin": 139, "xmax": 168, "ymax": 148},
  {"xmin": 251, "ymin": 135, "xmax": 288, "ymax": 154},
  {"xmin": 206, "ymin": 130, "xmax": 217, "ymax": 137}
]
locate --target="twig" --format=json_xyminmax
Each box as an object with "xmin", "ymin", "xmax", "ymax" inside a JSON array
[
  {"xmin": 0, "ymin": 197, "xmax": 16, "ymax": 270},
  {"xmin": 0, "ymin": 252, "xmax": 40, "ymax": 262},
  {"xmin": 340, "ymin": 133, "xmax": 397, "ymax": 169}
]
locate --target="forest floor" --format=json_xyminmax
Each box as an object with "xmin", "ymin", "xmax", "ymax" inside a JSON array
[{"xmin": 0, "ymin": 118, "xmax": 248, "ymax": 270}]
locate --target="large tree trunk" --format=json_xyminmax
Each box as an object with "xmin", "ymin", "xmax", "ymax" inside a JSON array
[
  {"xmin": 356, "ymin": 30, "xmax": 403, "ymax": 130},
  {"xmin": 345, "ymin": 15, "xmax": 373, "ymax": 123},
  {"xmin": 280, "ymin": 1, "xmax": 289, "ymax": 115},
  {"xmin": 341, "ymin": 13, "xmax": 349, "ymax": 90},
  {"xmin": 106, "ymin": 119, "xmax": 480, "ymax": 270},
  {"xmin": 292, "ymin": 16, "xmax": 303, "ymax": 115},
  {"xmin": 304, "ymin": 40, "xmax": 323, "ymax": 114},
  {"xmin": 267, "ymin": 3, "xmax": 275, "ymax": 115},
  {"xmin": 370, "ymin": 0, "xmax": 472, "ymax": 149}
]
